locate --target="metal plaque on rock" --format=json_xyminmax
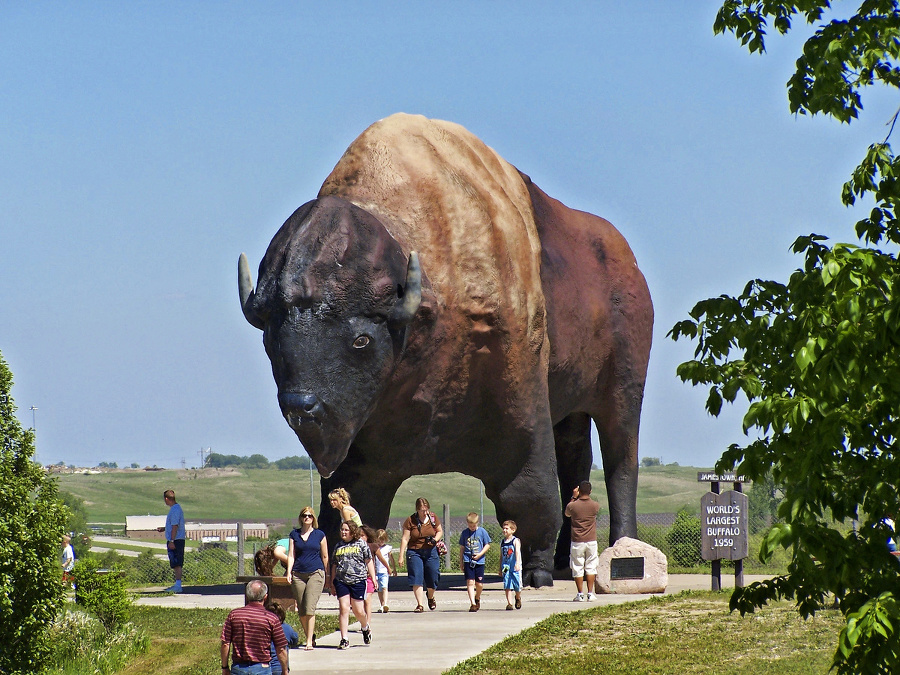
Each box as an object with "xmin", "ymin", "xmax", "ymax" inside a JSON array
[
  {"xmin": 610, "ymin": 556, "xmax": 645, "ymax": 580},
  {"xmin": 701, "ymin": 490, "xmax": 749, "ymax": 561}
]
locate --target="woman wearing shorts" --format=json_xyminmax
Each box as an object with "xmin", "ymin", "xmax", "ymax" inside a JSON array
[
  {"xmin": 329, "ymin": 520, "xmax": 376, "ymax": 650},
  {"xmin": 286, "ymin": 506, "xmax": 328, "ymax": 650}
]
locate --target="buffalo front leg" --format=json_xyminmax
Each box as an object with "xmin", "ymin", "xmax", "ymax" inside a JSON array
[
  {"xmin": 484, "ymin": 420, "xmax": 561, "ymax": 589},
  {"xmin": 317, "ymin": 450, "xmax": 404, "ymax": 545}
]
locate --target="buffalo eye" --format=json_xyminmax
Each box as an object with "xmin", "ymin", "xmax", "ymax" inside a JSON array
[{"xmin": 352, "ymin": 335, "xmax": 371, "ymax": 349}]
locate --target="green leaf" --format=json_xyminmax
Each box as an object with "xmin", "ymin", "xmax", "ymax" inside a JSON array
[{"xmin": 822, "ymin": 258, "xmax": 841, "ymax": 285}]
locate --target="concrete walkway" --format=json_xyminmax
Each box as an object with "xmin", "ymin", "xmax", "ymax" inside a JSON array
[{"xmin": 136, "ymin": 573, "xmax": 767, "ymax": 674}]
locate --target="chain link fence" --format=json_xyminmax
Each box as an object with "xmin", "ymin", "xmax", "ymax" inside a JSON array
[{"xmin": 95, "ymin": 506, "xmax": 791, "ymax": 588}]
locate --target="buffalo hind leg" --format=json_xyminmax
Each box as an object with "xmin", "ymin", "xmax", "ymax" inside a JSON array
[
  {"xmin": 593, "ymin": 384, "xmax": 642, "ymax": 546},
  {"xmin": 552, "ymin": 412, "xmax": 594, "ymax": 574}
]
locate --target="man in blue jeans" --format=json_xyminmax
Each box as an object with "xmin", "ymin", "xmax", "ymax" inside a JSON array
[
  {"xmin": 221, "ymin": 580, "xmax": 289, "ymax": 674},
  {"xmin": 159, "ymin": 489, "xmax": 185, "ymax": 593}
]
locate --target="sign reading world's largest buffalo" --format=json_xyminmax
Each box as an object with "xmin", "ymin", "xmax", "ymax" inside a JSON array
[{"xmin": 238, "ymin": 114, "xmax": 653, "ymax": 587}]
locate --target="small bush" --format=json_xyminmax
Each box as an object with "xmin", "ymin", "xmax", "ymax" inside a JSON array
[
  {"xmin": 182, "ymin": 545, "xmax": 237, "ymax": 584},
  {"xmin": 46, "ymin": 606, "xmax": 148, "ymax": 675},
  {"xmin": 71, "ymin": 558, "xmax": 132, "ymax": 632},
  {"xmin": 126, "ymin": 550, "xmax": 171, "ymax": 585},
  {"xmin": 667, "ymin": 509, "xmax": 702, "ymax": 567}
]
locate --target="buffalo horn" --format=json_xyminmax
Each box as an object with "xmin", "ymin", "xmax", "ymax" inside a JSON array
[
  {"xmin": 238, "ymin": 253, "xmax": 265, "ymax": 330},
  {"xmin": 390, "ymin": 251, "xmax": 422, "ymax": 326}
]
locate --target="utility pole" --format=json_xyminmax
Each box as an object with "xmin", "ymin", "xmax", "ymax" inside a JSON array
[
  {"xmin": 197, "ymin": 447, "xmax": 211, "ymax": 468},
  {"xmin": 29, "ymin": 405, "xmax": 37, "ymax": 431}
]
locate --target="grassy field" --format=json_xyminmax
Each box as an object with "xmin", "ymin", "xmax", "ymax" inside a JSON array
[
  {"xmin": 448, "ymin": 591, "xmax": 843, "ymax": 675},
  {"xmin": 116, "ymin": 592, "xmax": 839, "ymax": 675},
  {"xmin": 58, "ymin": 464, "xmax": 714, "ymax": 524},
  {"xmin": 117, "ymin": 606, "xmax": 338, "ymax": 675}
]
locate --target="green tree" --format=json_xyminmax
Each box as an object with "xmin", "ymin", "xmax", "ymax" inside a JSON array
[
  {"xmin": 274, "ymin": 455, "xmax": 311, "ymax": 470},
  {"xmin": 671, "ymin": 2, "xmax": 900, "ymax": 671},
  {"xmin": 207, "ymin": 452, "xmax": 244, "ymax": 468},
  {"xmin": 0, "ymin": 351, "xmax": 68, "ymax": 673},
  {"xmin": 243, "ymin": 453, "xmax": 271, "ymax": 469}
]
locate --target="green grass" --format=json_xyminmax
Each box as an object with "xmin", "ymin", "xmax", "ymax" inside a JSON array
[
  {"xmin": 60, "ymin": 465, "xmax": 716, "ymax": 524},
  {"xmin": 110, "ymin": 592, "xmax": 840, "ymax": 674},
  {"xmin": 116, "ymin": 606, "xmax": 338, "ymax": 675},
  {"xmin": 447, "ymin": 591, "xmax": 843, "ymax": 675}
]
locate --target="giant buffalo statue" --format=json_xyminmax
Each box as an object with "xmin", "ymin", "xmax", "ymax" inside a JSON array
[{"xmin": 238, "ymin": 114, "xmax": 652, "ymax": 587}]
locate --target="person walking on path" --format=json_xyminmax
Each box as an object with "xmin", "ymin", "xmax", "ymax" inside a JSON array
[
  {"xmin": 61, "ymin": 535, "xmax": 75, "ymax": 573},
  {"xmin": 159, "ymin": 489, "xmax": 186, "ymax": 593},
  {"xmin": 499, "ymin": 520, "xmax": 522, "ymax": 610},
  {"xmin": 286, "ymin": 506, "xmax": 329, "ymax": 650},
  {"xmin": 565, "ymin": 480, "xmax": 600, "ymax": 601},
  {"xmin": 373, "ymin": 528, "xmax": 396, "ymax": 613},
  {"xmin": 458, "ymin": 512, "xmax": 491, "ymax": 612},
  {"xmin": 398, "ymin": 497, "xmax": 444, "ymax": 612},
  {"xmin": 61, "ymin": 534, "xmax": 75, "ymax": 586},
  {"xmin": 221, "ymin": 580, "xmax": 289, "ymax": 675},
  {"xmin": 329, "ymin": 520, "xmax": 376, "ymax": 650}
]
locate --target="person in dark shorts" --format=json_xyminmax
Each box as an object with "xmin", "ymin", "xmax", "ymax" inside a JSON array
[
  {"xmin": 458, "ymin": 512, "xmax": 491, "ymax": 612},
  {"xmin": 328, "ymin": 521, "xmax": 376, "ymax": 650},
  {"xmin": 158, "ymin": 489, "xmax": 185, "ymax": 593}
]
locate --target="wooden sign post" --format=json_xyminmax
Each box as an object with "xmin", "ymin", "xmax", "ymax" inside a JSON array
[{"xmin": 698, "ymin": 472, "xmax": 748, "ymax": 591}]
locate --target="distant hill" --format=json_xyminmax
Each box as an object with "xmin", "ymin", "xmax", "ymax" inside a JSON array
[{"xmin": 57, "ymin": 464, "xmax": 720, "ymax": 524}]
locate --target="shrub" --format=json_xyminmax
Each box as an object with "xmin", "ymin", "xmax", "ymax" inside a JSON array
[
  {"xmin": 126, "ymin": 550, "xmax": 172, "ymax": 585},
  {"xmin": 666, "ymin": 509, "xmax": 702, "ymax": 567},
  {"xmin": 71, "ymin": 557, "xmax": 132, "ymax": 632},
  {"xmin": 0, "ymin": 350, "xmax": 68, "ymax": 673},
  {"xmin": 46, "ymin": 606, "xmax": 148, "ymax": 675},
  {"xmin": 183, "ymin": 545, "xmax": 238, "ymax": 584}
]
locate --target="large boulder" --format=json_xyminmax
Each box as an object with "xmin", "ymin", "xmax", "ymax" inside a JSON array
[{"xmin": 595, "ymin": 537, "xmax": 667, "ymax": 594}]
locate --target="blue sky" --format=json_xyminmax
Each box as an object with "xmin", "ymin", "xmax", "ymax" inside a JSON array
[{"xmin": 2, "ymin": 2, "xmax": 891, "ymax": 470}]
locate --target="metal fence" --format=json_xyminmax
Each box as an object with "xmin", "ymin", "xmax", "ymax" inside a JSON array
[{"xmin": 96, "ymin": 506, "xmax": 788, "ymax": 588}]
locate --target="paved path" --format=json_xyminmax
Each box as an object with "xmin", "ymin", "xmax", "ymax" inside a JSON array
[{"xmin": 136, "ymin": 573, "xmax": 768, "ymax": 674}]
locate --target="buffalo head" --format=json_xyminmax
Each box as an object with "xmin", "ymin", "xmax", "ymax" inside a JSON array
[{"xmin": 238, "ymin": 196, "xmax": 421, "ymax": 477}]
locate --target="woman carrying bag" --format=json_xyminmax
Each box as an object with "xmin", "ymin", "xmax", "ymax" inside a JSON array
[{"xmin": 398, "ymin": 497, "xmax": 444, "ymax": 612}]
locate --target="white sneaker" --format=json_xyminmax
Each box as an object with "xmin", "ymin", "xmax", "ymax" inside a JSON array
[
  {"xmin": 586, "ymin": 592, "xmax": 597, "ymax": 601},
  {"xmin": 573, "ymin": 592, "xmax": 585, "ymax": 602}
]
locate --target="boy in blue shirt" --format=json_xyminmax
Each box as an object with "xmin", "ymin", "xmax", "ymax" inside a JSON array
[{"xmin": 458, "ymin": 512, "xmax": 491, "ymax": 612}]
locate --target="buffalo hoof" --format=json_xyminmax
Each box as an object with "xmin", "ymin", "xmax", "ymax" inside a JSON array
[{"xmin": 524, "ymin": 568, "xmax": 554, "ymax": 588}]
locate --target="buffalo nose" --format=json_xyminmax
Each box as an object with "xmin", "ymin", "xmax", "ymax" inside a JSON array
[{"xmin": 278, "ymin": 392, "xmax": 323, "ymax": 418}]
